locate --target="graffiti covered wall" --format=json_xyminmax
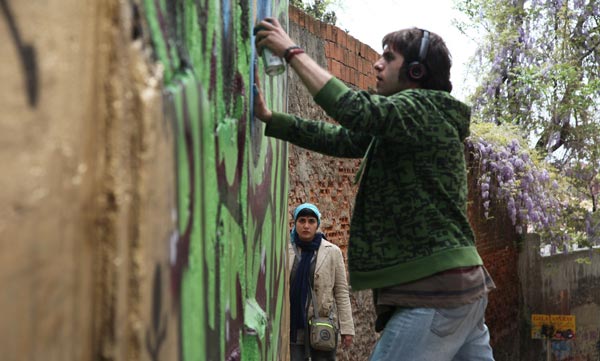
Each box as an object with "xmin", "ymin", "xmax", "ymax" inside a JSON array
[
  {"xmin": 139, "ymin": 0, "xmax": 291, "ymax": 359},
  {"xmin": 0, "ymin": 0, "xmax": 290, "ymax": 360}
]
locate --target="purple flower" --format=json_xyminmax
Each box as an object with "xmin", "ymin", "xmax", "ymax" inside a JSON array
[
  {"xmin": 513, "ymin": 158, "xmax": 525, "ymax": 171},
  {"xmin": 502, "ymin": 165, "xmax": 515, "ymax": 181}
]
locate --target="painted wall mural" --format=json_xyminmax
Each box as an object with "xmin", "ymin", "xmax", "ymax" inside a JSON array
[{"xmin": 139, "ymin": 0, "xmax": 289, "ymax": 359}]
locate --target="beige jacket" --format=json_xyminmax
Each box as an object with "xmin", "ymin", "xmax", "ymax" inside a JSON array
[{"xmin": 289, "ymin": 239, "xmax": 355, "ymax": 336}]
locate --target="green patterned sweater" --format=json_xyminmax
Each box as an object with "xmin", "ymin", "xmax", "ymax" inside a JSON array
[{"xmin": 266, "ymin": 78, "xmax": 482, "ymax": 291}]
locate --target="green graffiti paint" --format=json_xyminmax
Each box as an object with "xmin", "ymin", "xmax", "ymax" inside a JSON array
[
  {"xmin": 141, "ymin": 0, "xmax": 289, "ymax": 359},
  {"xmin": 242, "ymin": 298, "xmax": 268, "ymax": 360},
  {"xmin": 216, "ymin": 117, "xmax": 240, "ymax": 185},
  {"xmin": 171, "ymin": 83, "xmax": 189, "ymax": 235},
  {"xmin": 141, "ymin": 0, "xmax": 178, "ymax": 83},
  {"xmin": 244, "ymin": 298, "xmax": 267, "ymax": 339}
]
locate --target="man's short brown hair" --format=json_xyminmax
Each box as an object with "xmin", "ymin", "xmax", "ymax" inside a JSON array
[{"xmin": 382, "ymin": 28, "xmax": 453, "ymax": 92}]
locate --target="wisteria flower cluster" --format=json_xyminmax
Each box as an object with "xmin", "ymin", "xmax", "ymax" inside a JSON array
[
  {"xmin": 467, "ymin": 128, "xmax": 564, "ymax": 235},
  {"xmin": 585, "ymin": 212, "xmax": 600, "ymax": 245}
]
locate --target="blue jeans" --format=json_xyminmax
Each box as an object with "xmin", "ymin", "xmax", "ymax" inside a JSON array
[{"xmin": 369, "ymin": 296, "xmax": 494, "ymax": 361}]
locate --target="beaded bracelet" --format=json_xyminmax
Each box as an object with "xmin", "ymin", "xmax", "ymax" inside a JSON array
[
  {"xmin": 283, "ymin": 46, "xmax": 300, "ymax": 60},
  {"xmin": 284, "ymin": 46, "xmax": 304, "ymax": 63}
]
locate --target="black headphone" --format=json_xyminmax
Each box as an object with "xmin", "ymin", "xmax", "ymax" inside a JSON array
[{"xmin": 407, "ymin": 29, "xmax": 430, "ymax": 81}]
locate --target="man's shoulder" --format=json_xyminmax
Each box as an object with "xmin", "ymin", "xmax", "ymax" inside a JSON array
[
  {"xmin": 394, "ymin": 88, "xmax": 456, "ymax": 101},
  {"xmin": 392, "ymin": 89, "xmax": 471, "ymax": 119}
]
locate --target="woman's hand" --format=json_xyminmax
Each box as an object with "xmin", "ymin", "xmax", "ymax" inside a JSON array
[{"xmin": 341, "ymin": 334, "xmax": 353, "ymax": 348}]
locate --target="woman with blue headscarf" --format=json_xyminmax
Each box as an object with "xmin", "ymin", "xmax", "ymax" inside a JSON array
[{"xmin": 288, "ymin": 203, "xmax": 354, "ymax": 361}]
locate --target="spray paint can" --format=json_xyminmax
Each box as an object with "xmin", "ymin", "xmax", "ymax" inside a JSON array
[
  {"xmin": 260, "ymin": 48, "xmax": 285, "ymax": 76},
  {"xmin": 253, "ymin": 20, "xmax": 285, "ymax": 77}
]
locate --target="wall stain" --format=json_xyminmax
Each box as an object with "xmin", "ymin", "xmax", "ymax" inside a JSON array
[
  {"xmin": 0, "ymin": 0, "xmax": 38, "ymax": 107},
  {"xmin": 146, "ymin": 265, "xmax": 168, "ymax": 361}
]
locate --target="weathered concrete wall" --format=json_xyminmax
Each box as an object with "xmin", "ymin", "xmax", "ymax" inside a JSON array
[
  {"xmin": 1, "ymin": 0, "xmax": 289, "ymax": 360},
  {"xmin": 520, "ymin": 234, "xmax": 600, "ymax": 361},
  {"xmin": 1, "ymin": 1, "xmax": 99, "ymax": 360}
]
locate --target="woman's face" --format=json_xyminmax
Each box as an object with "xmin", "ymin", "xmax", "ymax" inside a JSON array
[{"xmin": 295, "ymin": 216, "xmax": 318, "ymax": 242}]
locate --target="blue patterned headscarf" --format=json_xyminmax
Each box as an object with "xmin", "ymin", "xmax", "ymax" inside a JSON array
[{"xmin": 290, "ymin": 203, "xmax": 321, "ymax": 244}]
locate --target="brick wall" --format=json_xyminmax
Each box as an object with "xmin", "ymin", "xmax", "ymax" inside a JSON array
[
  {"xmin": 287, "ymin": 5, "xmax": 379, "ymax": 255},
  {"xmin": 466, "ymin": 151, "xmax": 520, "ymax": 360},
  {"xmin": 289, "ymin": 6, "xmax": 378, "ymax": 91},
  {"xmin": 287, "ymin": 6, "xmax": 380, "ymax": 360},
  {"xmin": 288, "ymin": 7, "xmax": 521, "ymax": 360}
]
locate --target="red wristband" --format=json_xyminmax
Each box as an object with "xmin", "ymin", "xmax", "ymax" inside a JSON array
[{"xmin": 284, "ymin": 47, "xmax": 305, "ymax": 63}]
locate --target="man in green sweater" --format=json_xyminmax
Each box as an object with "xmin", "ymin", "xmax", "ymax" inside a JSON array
[{"xmin": 254, "ymin": 18, "xmax": 495, "ymax": 361}]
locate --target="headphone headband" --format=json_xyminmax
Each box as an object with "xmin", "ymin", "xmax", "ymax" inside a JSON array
[{"xmin": 418, "ymin": 30, "xmax": 430, "ymax": 62}]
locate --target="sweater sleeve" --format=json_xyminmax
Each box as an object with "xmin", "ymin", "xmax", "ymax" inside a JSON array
[
  {"xmin": 264, "ymin": 111, "xmax": 372, "ymax": 158},
  {"xmin": 314, "ymin": 78, "xmax": 436, "ymax": 143}
]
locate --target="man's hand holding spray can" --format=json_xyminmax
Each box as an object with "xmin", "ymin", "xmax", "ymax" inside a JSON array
[{"xmin": 253, "ymin": 18, "xmax": 285, "ymax": 76}]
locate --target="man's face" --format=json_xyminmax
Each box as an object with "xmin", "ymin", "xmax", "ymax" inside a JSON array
[
  {"xmin": 373, "ymin": 46, "xmax": 413, "ymax": 96},
  {"xmin": 295, "ymin": 216, "xmax": 318, "ymax": 242}
]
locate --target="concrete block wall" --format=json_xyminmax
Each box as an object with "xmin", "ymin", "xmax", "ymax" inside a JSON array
[{"xmin": 520, "ymin": 234, "xmax": 600, "ymax": 361}]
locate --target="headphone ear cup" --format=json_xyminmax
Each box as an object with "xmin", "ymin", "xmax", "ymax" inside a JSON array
[{"xmin": 408, "ymin": 62, "xmax": 425, "ymax": 80}]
